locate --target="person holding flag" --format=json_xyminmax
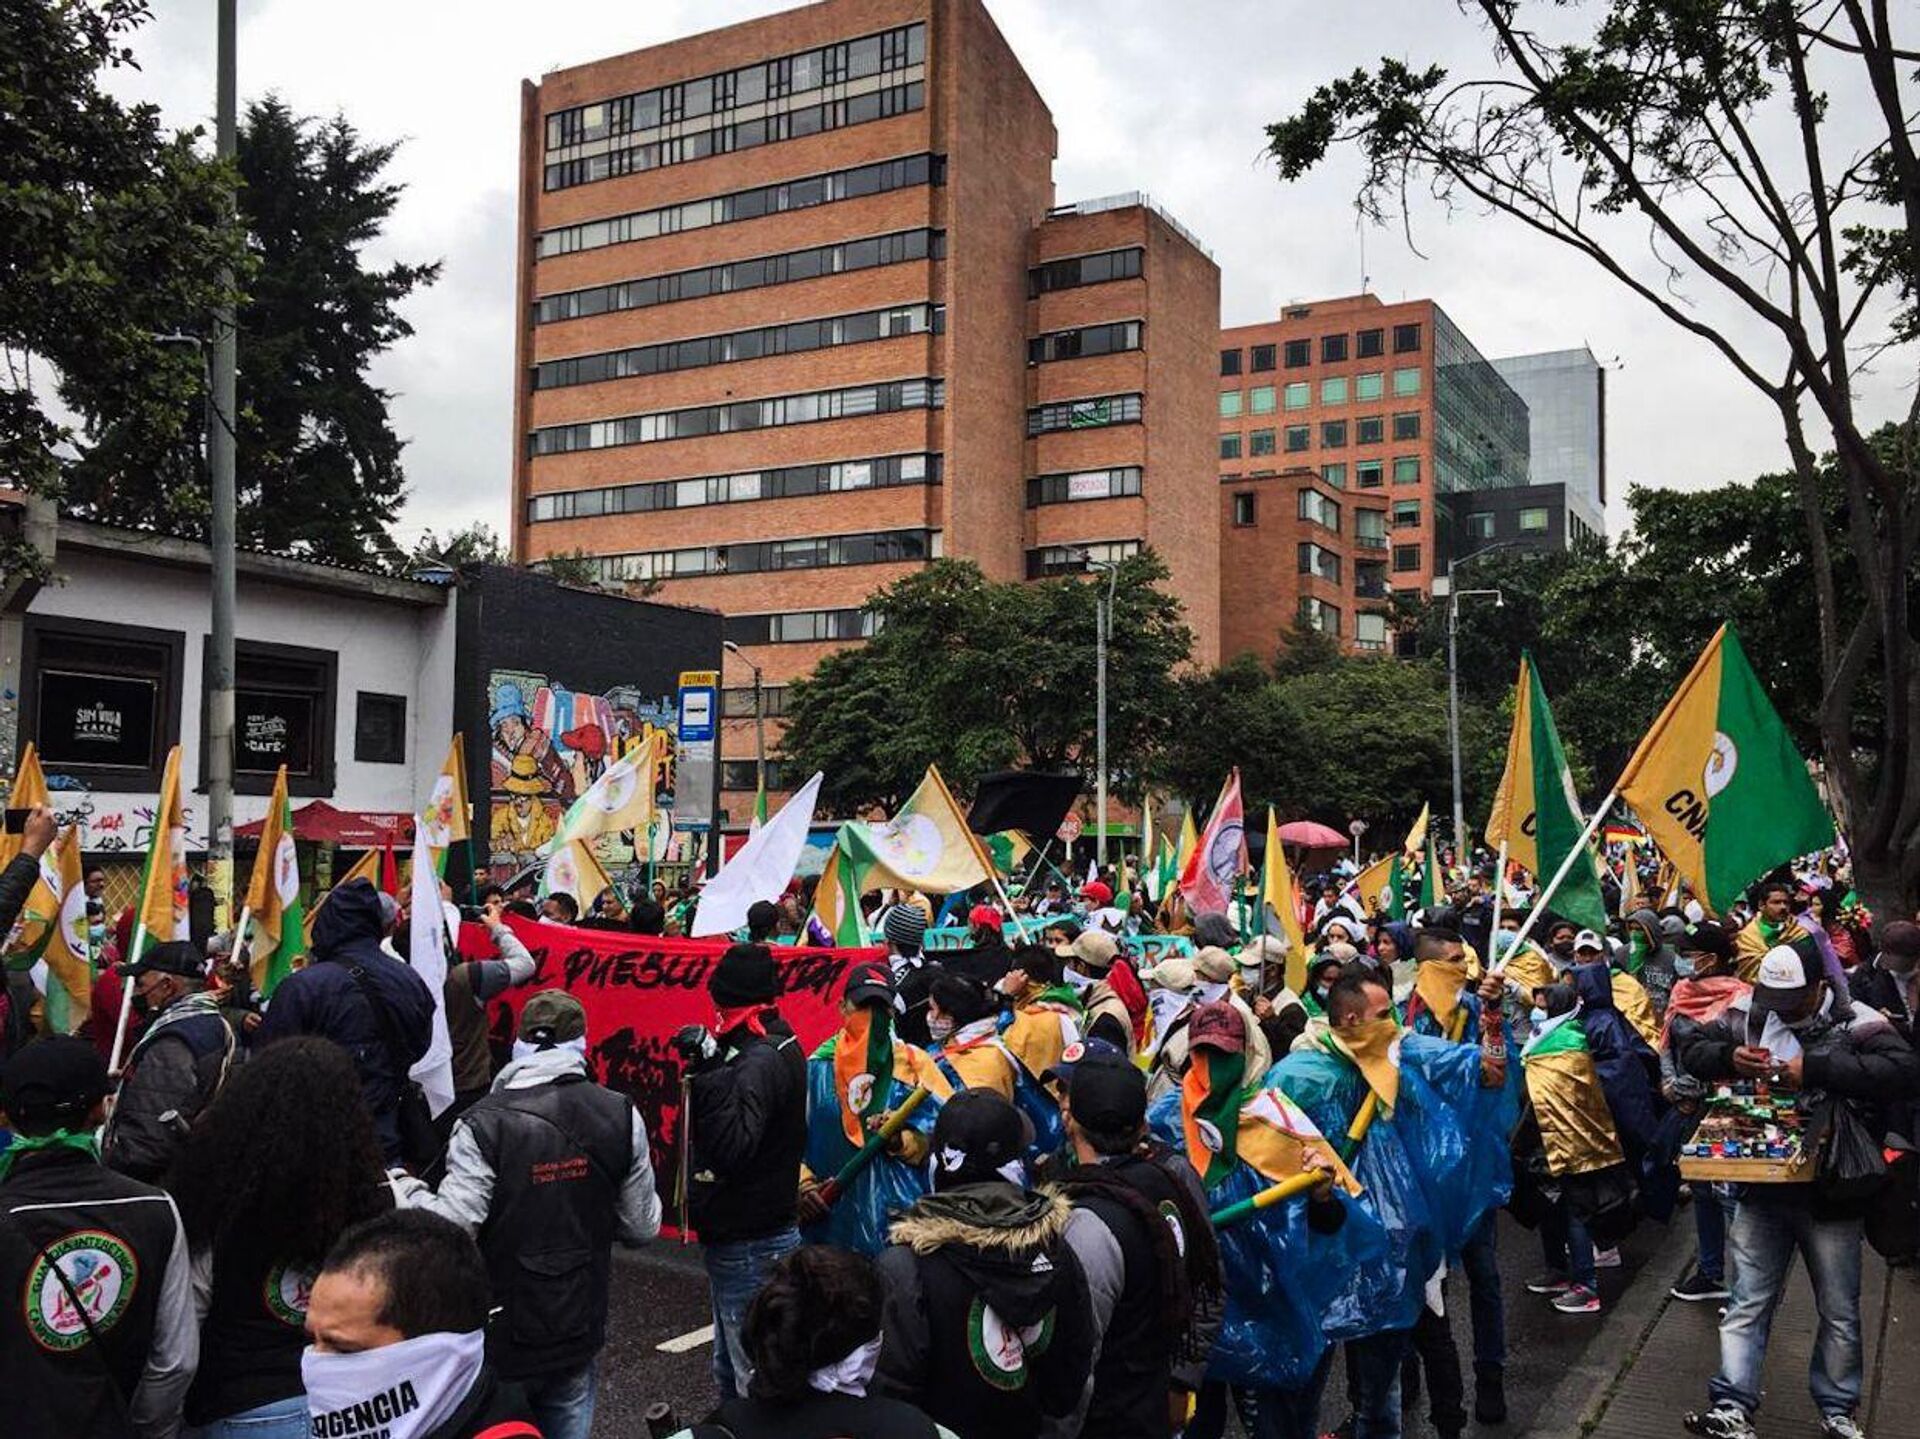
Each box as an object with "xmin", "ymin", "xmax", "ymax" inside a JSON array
[
  {"xmin": 0, "ymin": 806, "xmax": 62, "ymax": 1051},
  {"xmin": 13, "ymin": 816, "xmax": 91, "ymax": 1039},
  {"xmin": 101, "ymin": 940, "xmax": 237, "ymax": 1183},
  {"xmin": 795, "ymin": 960, "xmax": 952, "ymax": 1255}
]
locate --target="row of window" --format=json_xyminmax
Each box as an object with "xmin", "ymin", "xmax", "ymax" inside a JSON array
[
  {"xmin": 722, "ymin": 760, "xmax": 793, "ymax": 793},
  {"xmin": 1027, "ymin": 393, "xmax": 1143, "ymax": 436},
  {"xmin": 525, "ymin": 453, "xmax": 941, "ymax": 524},
  {"xmin": 528, "ymin": 377, "xmax": 944, "ymax": 457},
  {"xmin": 536, "ymin": 153, "xmax": 944, "ymax": 260},
  {"xmin": 1218, "ymin": 457, "xmax": 1422, "ymax": 491},
  {"xmin": 723, "ymin": 607, "xmax": 880, "ymax": 646},
  {"xmin": 535, "ymin": 228, "xmax": 943, "ymax": 325},
  {"xmin": 1218, "ymin": 415, "xmax": 1422, "ymax": 459},
  {"xmin": 1228, "ymin": 488, "xmax": 1392, "ymax": 544},
  {"xmin": 532, "ymin": 303, "xmax": 942, "ymax": 390},
  {"xmin": 1296, "ymin": 599, "xmax": 1392, "ymax": 651},
  {"xmin": 1026, "ymin": 466, "xmax": 1143, "ymax": 508},
  {"xmin": 1026, "ymin": 539, "xmax": 1142, "ymax": 579},
  {"xmin": 546, "ymin": 24, "xmax": 924, "ymax": 151},
  {"xmin": 1219, "ymin": 323, "xmax": 1422, "ymax": 376},
  {"xmin": 567, "ymin": 527, "xmax": 940, "ymax": 584},
  {"xmin": 1028, "ymin": 247, "xmax": 1144, "ymax": 298},
  {"xmin": 1462, "ymin": 506, "xmax": 1554, "ymax": 541},
  {"xmin": 1218, "ymin": 369, "xmax": 1422, "ymax": 415},
  {"xmin": 722, "ymin": 685, "xmax": 792, "ymax": 719},
  {"xmin": 1027, "ymin": 320, "xmax": 1142, "ymax": 367}
]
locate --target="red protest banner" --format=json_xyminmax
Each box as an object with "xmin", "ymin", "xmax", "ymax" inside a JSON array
[{"xmin": 458, "ymin": 915, "xmax": 874, "ymax": 1233}]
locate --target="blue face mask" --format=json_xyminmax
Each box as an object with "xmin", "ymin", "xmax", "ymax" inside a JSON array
[
  {"xmin": 1673, "ymin": 956, "xmax": 1697, "ymax": 979},
  {"xmin": 1529, "ymin": 1007, "xmax": 1550, "ymax": 1028}
]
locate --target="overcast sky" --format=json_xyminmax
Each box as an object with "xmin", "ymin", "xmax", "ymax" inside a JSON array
[{"xmin": 110, "ymin": 0, "xmax": 1912, "ymax": 547}]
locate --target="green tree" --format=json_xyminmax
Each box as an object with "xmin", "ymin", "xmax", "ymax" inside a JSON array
[
  {"xmin": 1268, "ymin": 0, "xmax": 1920, "ymax": 909},
  {"xmin": 1154, "ymin": 654, "xmax": 1309, "ymax": 816},
  {"xmin": 407, "ymin": 521, "xmax": 504, "ymax": 571},
  {"xmin": 780, "ymin": 555, "xmax": 1191, "ymax": 815},
  {"xmin": 4, "ymin": 0, "xmax": 247, "ymax": 573}
]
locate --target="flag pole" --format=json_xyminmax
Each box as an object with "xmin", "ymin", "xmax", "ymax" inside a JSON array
[
  {"xmin": 106, "ymin": 922, "xmax": 148, "ymax": 1078},
  {"xmin": 231, "ymin": 903, "xmax": 252, "ymax": 989},
  {"xmin": 1487, "ymin": 840, "xmax": 1508, "ymax": 952},
  {"xmin": 1498, "ymin": 791, "xmax": 1617, "ymax": 972}
]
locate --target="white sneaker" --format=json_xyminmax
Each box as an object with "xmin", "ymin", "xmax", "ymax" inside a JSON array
[{"xmin": 1821, "ymin": 1415, "xmax": 1867, "ymax": 1439}]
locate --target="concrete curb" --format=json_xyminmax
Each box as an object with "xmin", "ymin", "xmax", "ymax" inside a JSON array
[{"xmin": 1525, "ymin": 1214, "xmax": 1700, "ymax": 1439}]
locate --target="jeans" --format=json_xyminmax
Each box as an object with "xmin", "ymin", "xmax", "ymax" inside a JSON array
[
  {"xmin": 1694, "ymin": 1183, "xmax": 1737, "ymax": 1284},
  {"xmin": 704, "ymin": 1226, "xmax": 801, "ymax": 1399},
  {"xmin": 1459, "ymin": 1213, "xmax": 1506, "ymax": 1369},
  {"xmin": 1709, "ymin": 1196, "xmax": 1863, "ymax": 1419},
  {"xmin": 1231, "ymin": 1348, "xmax": 1337, "ymax": 1439},
  {"xmin": 523, "ymin": 1362, "xmax": 596, "ymax": 1439},
  {"xmin": 1540, "ymin": 1204, "xmax": 1596, "ymax": 1290},
  {"xmin": 1346, "ymin": 1329, "xmax": 1411, "ymax": 1439},
  {"xmin": 186, "ymin": 1395, "xmax": 309, "ymax": 1439}
]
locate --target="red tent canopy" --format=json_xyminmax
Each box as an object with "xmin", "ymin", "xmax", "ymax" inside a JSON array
[
  {"xmin": 234, "ymin": 800, "xmax": 415, "ymax": 847},
  {"xmin": 1276, "ymin": 819, "xmax": 1347, "ymax": 850}
]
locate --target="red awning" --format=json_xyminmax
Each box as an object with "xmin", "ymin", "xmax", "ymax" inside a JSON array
[{"xmin": 235, "ymin": 800, "xmax": 415, "ymax": 847}]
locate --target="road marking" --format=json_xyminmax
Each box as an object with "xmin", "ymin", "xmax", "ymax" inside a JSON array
[{"xmin": 656, "ymin": 1323, "xmax": 715, "ymax": 1354}]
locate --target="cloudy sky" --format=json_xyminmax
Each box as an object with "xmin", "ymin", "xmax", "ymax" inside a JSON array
[{"xmin": 111, "ymin": 0, "xmax": 1910, "ymax": 546}]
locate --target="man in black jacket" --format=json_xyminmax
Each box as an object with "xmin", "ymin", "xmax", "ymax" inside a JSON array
[
  {"xmin": 101, "ymin": 940, "xmax": 236, "ymax": 1182},
  {"xmin": 0, "ymin": 806, "xmax": 57, "ymax": 1053},
  {"xmin": 1850, "ymin": 920, "xmax": 1918, "ymax": 1043},
  {"xmin": 1678, "ymin": 942, "xmax": 1920, "ymax": 1439},
  {"xmin": 258, "ymin": 878, "xmax": 436, "ymax": 1166},
  {"xmin": 674, "ymin": 943, "xmax": 806, "ymax": 1401}
]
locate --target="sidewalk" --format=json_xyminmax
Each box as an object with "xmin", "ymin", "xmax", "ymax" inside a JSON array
[{"xmin": 1553, "ymin": 1227, "xmax": 1919, "ymax": 1439}]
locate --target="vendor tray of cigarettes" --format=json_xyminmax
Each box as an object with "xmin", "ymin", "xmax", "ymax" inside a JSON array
[{"xmin": 1676, "ymin": 1080, "xmax": 1818, "ymax": 1183}]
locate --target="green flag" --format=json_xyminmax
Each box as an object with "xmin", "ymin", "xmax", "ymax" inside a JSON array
[
  {"xmin": 1419, "ymin": 830, "xmax": 1443, "ymax": 910},
  {"xmin": 1386, "ymin": 853, "xmax": 1408, "ymax": 921},
  {"xmin": 1487, "ymin": 654, "xmax": 1609, "ymax": 932}
]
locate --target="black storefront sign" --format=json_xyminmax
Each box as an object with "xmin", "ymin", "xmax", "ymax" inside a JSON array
[
  {"xmin": 236, "ymin": 689, "xmax": 317, "ymax": 776},
  {"xmin": 36, "ymin": 669, "xmax": 160, "ymax": 771}
]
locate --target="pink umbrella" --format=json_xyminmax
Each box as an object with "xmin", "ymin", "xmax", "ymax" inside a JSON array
[{"xmin": 1276, "ymin": 820, "xmax": 1346, "ymax": 850}]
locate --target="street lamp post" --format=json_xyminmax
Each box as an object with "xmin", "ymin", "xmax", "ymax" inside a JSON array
[
  {"xmin": 206, "ymin": 0, "xmax": 239, "ymax": 925},
  {"xmin": 1088, "ymin": 560, "xmax": 1120, "ymax": 871},
  {"xmin": 1439, "ymin": 541, "xmax": 1515, "ymax": 858},
  {"xmin": 722, "ymin": 641, "xmax": 765, "ymax": 816}
]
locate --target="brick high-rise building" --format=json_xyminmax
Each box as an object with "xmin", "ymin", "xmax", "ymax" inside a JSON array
[
  {"xmin": 512, "ymin": 0, "xmax": 1219, "ymax": 823},
  {"xmin": 1216, "ymin": 294, "xmax": 1528, "ymax": 661}
]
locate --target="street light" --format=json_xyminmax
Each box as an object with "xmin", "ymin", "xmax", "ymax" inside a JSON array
[
  {"xmin": 1440, "ymin": 539, "xmax": 1518, "ymax": 859},
  {"xmin": 722, "ymin": 640, "xmax": 765, "ymax": 816},
  {"xmin": 1084, "ymin": 558, "xmax": 1122, "ymax": 871}
]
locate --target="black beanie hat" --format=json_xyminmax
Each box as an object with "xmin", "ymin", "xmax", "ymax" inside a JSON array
[{"xmin": 709, "ymin": 942, "xmax": 781, "ymax": 1008}]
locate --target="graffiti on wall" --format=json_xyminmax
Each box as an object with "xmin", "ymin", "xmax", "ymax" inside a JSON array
[
  {"xmin": 38, "ymin": 773, "xmax": 209, "ymax": 855},
  {"xmin": 487, "ymin": 670, "xmax": 677, "ymax": 877}
]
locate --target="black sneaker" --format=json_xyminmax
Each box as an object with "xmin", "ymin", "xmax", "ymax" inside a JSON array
[
  {"xmin": 1525, "ymin": 1270, "xmax": 1573, "ymax": 1294},
  {"xmin": 1683, "ymin": 1404, "xmax": 1757, "ymax": 1439},
  {"xmin": 1475, "ymin": 1365, "xmax": 1508, "ymax": 1425},
  {"xmin": 1671, "ymin": 1269, "xmax": 1731, "ymax": 1302}
]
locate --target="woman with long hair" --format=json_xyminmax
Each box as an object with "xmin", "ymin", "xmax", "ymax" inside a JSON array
[{"xmin": 167, "ymin": 1036, "xmax": 396, "ymax": 1438}]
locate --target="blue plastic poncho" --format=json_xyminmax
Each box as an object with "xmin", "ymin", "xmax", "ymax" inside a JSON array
[{"xmin": 801, "ymin": 1036, "xmax": 944, "ymax": 1256}]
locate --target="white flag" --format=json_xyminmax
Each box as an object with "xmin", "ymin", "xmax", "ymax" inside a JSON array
[
  {"xmin": 691, "ymin": 772, "xmax": 824, "ymax": 937},
  {"xmin": 407, "ymin": 820, "xmax": 455, "ymax": 1118}
]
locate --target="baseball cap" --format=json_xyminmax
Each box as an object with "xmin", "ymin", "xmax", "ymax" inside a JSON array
[
  {"xmin": 1062, "ymin": 1052, "xmax": 1147, "ymax": 1132},
  {"xmin": 1, "ymin": 1036, "xmax": 109, "ymax": 1124},
  {"xmin": 1059, "ymin": 929, "xmax": 1119, "ymax": 972},
  {"xmin": 930, "ymin": 1089, "xmax": 1032, "ymax": 1190},
  {"xmin": 1751, "ymin": 943, "xmax": 1818, "ymax": 1015},
  {"xmin": 1142, "ymin": 954, "xmax": 1198, "ymax": 992},
  {"xmin": 519, "ymin": 990, "xmax": 587, "ymax": 1045},
  {"xmin": 1042, "ymin": 1035, "xmax": 1126, "ymax": 1086},
  {"xmin": 841, "ymin": 960, "xmax": 894, "ymax": 1008},
  {"xmin": 1573, "ymin": 929, "xmax": 1605, "ymax": 954},
  {"xmin": 1187, "ymin": 1001, "xmax": 1246, "ymax": 1054},
  {"xmin": 1195, "ymin": 944, "xmax": 1240, "ymax": 984},
  {"xmin": 116, "ymin": 939, "xmax": 206, "ymax": 981},
  {"xmin": 1079, "ymin": 881, "xmax": 1113, "ymax": 907}
]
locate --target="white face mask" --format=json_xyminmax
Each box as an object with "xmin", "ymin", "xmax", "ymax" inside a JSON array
[
  {"xmin": 809, "ymin": 1334, "xmax": 883, "ymax": 1397},
  {"xmin": 302, "ymin": 1329, "xmax": 485, "ymax": 1439},
  {"xmin": 927, "ymin": 1015, "xmax": 954, "ymax": 1043}
]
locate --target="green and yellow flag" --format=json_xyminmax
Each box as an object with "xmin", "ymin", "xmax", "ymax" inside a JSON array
[
  {"xmin": 860, "ymin": 765, "xmax": 995, "ymax": 897},
  {"xmin": 245, "ymin": 765, "xmax": 305, "ymax": 998},
  {"xmin": 1485, "ymin": 653, "xmax": 1609, "ymax": 932},
  {"xmin": 421, "ymin": 735, "xmax": 470, "ymax": 863},
  {"xmin": 1351, "ymin": 851, "xmax": 1400, "ymax": 919},
  {"xmin": 20, "ymin": 825, "xmax": 89, "ymax": 1033},
  {"xmin": 1261, "ymin": 809, "xmax": 1309, "ymax": 993},
  {"xmin": 1615, "ymin": 625, "xmax": 1835, "ymax": 914},
  {"xmin": 807, "ymin": 825, "xmax": 872, "ymax": 946},
  {"xmin": 0, "ymin": 742, "xmax": 49, "ymax": 867},
  {"xmin": 133, "ymin": 746, "xmax": 190, "ymax": 956},
  {"xmin": 1419, "ymin": 829, "xmax": 1444, "ymax": 910},
  {"xmin": 985, "ymin": 830, "xmax": 1033, "ymax": 876}
]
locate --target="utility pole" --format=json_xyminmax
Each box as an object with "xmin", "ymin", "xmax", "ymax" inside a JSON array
[
  {"xmin": 206, "ymin": 0, "xmax": 239, "ymax": 925},
  {"xmin": 1090, "ymin": 560, "xmax": 1120, "ymax": 871}
]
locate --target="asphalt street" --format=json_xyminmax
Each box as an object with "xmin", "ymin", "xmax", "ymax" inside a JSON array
[{"xmin": 588, "ymin": 1207, "xmax": 1678, "ymax": 1437}]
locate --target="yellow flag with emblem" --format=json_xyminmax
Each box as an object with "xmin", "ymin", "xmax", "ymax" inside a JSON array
[
  {"xmin": 133, "ymin": 745, "xmax": 190, "ymax": 955},
  {"xmin": 19, "ymin": 825, "xmax": 89, "ymax": 1033},
  {"xmin": 0, "ymin": 742, "xmax": 49, "ymax": 866},
  {"xmin": 245, "ymin": 765, "xmax": 306, "ymax": 997},
  {"xmin": 555, "ymin": 729, "xmax": 663, "ymax": 845},
  {"xmin": 1261, "ymin": 808, "xmax": 1309, "ymax": 994},
  {"xmin": 541, "ymin": 836, "xmax": 614, "ymax": 911},
  {"xmin": 421, "ymin": 734, "xmax": 470, "ymax": 849},
  {"xmin": 858, "ymin": 764, "xmax": 994, "ymax": 897}
]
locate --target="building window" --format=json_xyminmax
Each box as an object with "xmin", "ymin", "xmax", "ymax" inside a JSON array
[
  {"xmin": 531, "ymin": 376, "xmax": 944, "ymax": 456},
  {"xmin": 1283, "ymin": 339, "xmax": 1311, "ymax": 368},
  {"xmin": 1028, "ymin": 246, "xmax": 1144, "ymax": 296},
  {"xmin": 1356, "ymin": 371, "xmax": 1384, "ymax": 401},
  {"xmin": 1355, "ymin": 611, "xmax": 1389, "ymax": 650},
  {"xmin": 1392, "ymin": 412, "xmax": 1422, "ymax": 441},
  {"xmin": 1392, "ymin": 366, "xmax": 1423, "ymax": 397},
  {"xmin": 1356, "ymin": 415, "xmax": 1384, "ymax": 445},
  {"xmin": 1282, "ymin": 382, "xmax": 1310, "ymax": 411},
  {"xmin": 528, "ymin": 452, "xmax": 941, "ymax": 524},
  {"xmin": 1219, "ymin": 433, "xmax": 1242, "ymax": 460},
  {"xmin": 722, "ymin": 685, "xmax": 791, "ymax": 719},
  {"xmin": 1393, "ymin": 322, "xmax": 1423, "ymax": 353},
  {"xmin": 1233, "ymin": 492, "xmax": 1257, "ymax": 527},
  {"xmin": 1026, "ymin": 392, "xmax": 1144, "ymax": 435},
  {"xmin": 1298, "ymin": 596, "xmax": 1341, "ymax": 635},
  {"xmin": 354, "ymin": 693, "xmax": 407, "ymax": 765},
  {"xmin": 578, "ymin": 527, "xmax": 938, "ymax": 585},
  {"xmin": 536, "ymin": 228, "xmax": 944, "ymax": 324},
  {"xmin": 1218, "ymin": 390, "xmax": 1242, "ymax": 418},
  {"xmin": 1027, "ymin": 319, "xmax": 1143, "ymax": 365},
  {"xmin": 1519, "ymin": 507, "xmax": 1551, "ymax": 533},
  {"xmin": 1392, "ymin": 456, "xmax": 1422, "ymax": 485},
  {"xmin": 1249, "ymin": 428, "xmax": 1277, "ymax": 456},
  {"xmin": 722, "ymin": 760, "xmax": 791, "ymax": 792},
  {"xmin": 1321, "ymin": 333, "xmax": 1348, "ymax": 363},
  {"xmin": 1248, "ymin": 385, "xmax": 1277, "ymax": 415},
  {"xmin": 1220, "ymin": 348, "xmax": 1242, "ymax": 376},
  {"xmin": 1320, "ymin": 376, "xmax": 1348, "ymax": 405},
  {"xmin": 1392, "ymin": 500, "xmax": 1421, "ymax": 529},
  {"xmin": 1297, "ymin": 543, "xmax": 1342, "ymax": 583},
  {"xmin": 22, "ymin": 618, "xmax": 184, "ymax": 789},
  {"xmin": 1356, "ymin": 460, "xmax": 1384, "ymax": 489},
  {"xmin": 1357, "ymin": 328, "xmax": 1385, "ymax": 358},
  {"xmin": 1298, "ymin": 490, "xmax": 1341, "ymax": 531},
  {"xmin": 1466, "ymin": 511, "xmax": 1496, "ymax": 542},
  {"xmin": 222, "ymin": 640, "xmax": 338, "ymax": 797},
  {"xmin": 1355, "ymin": 509, "xmax": 1387, "ymax": 547},
  {"xmin": 1321, "ymin": 462, "xmax": 1347, "ymax": 489},
  {"xmin": 1027, "ymin": 466, "xmax": 1144, "ymax": 506},
  {"xmin": 724, "ymin": 608, "xmax": 880, "ymax": 645},
  {"xmin": 1251, "ymin": 344, "xmax": 1277, "ymax": 372},
  {"xmin": 1355, "ymin": 560, "xmax": 1388, "ymax": 599},
  {"xmin": 1282, "ymin": 425, "xmax": 1310, "ymax": 453},
  {"xmin": 537, "ymin": 152, "xmax": 944, "ymax": 259},
  {"xmin": 1025, "ymin": 539, "xmax": 1141, "ymax": 578},
  {"xmin": 1321, "ymin": 420, "xmax": 1347, "ymax": 448},
  {"xmin": 1392, "ymin": 543, "xmax": 1422, "ymax": 573}
]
